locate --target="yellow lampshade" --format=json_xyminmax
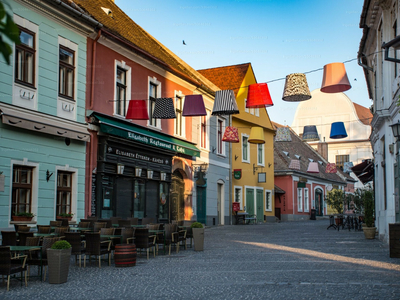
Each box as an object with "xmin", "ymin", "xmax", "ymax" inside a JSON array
[{"xmin": 248, "ymin": 127, "xmax": 265, "ymax": 144}]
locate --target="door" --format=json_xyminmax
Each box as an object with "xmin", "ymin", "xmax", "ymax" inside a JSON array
[
  {"xmin": 275, "ymin": 207, "xmax": 281, "ymax": 220},
  {"xmin": 315, "ymin": 189, "xmax": 323, "ymax": 216},
  {"xmin": 197, "ymin": 186, "xmax": 206, "ymax": 224},
  {"xmin": 146, "ymin": 180, "xmax": 158, "ymax": 221},
  {"xmin": 245, "ymin": 188, "xmax": 255, "ymax": 215},
  {"xmin": 217, "ymin": 183, "xmax": 223, "ymax": 225},
  {"xmin": 115, "ymin": 177, "xmax": 133, "ymax": 219},
  {"xmin": 256, "ymin": 189, "xmax": 264, "ymax": 222}
]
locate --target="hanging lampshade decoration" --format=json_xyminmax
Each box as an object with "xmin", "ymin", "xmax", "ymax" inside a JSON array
[
  {"xmin": 152, "ymin": 98, "xmax": 176, "ymax": 119},
  {"xmin": 321, "ymin": 62, "xmax": 351, "ymax": 93},
  {"xmin": 222, "ymin": 126, "xmax": 239, "ymax": 143},
  {"xmin": 275, "ymin": 127, "xmax": 292, "ymax": 142},
  {"xmin": 125, "ymin": 100, "xmax": 149, "ymax": 120},
  {"xmin": 182, "ymin": 94, "xmax": 207, "ymax": 116},
  {"xmin": 307, "ymin": 162, "xmax": 320, "ymax": 173},
  {"xmin": 302, "ymin": 125, "xmax": 319, "ymax": 141},
  {"xmin": 282, "ymin": 73, "xmax": 312, "ymax": 102},
  {"xmin": 248, "ymin": 127, "xmax": 265, "ymax": 144},
  {"xmin": 246, "ymin": 83, "xmax": 274, "ymax": 108},
  {"xmin": 325, "ymin": 163, "xmax": 337, "ymax": 173},
  {"xmin": 289, "ymin": 159, "xmax": 300, "ymax": 170},
  {"xmin": 330, "ymin": 122, "xmax": 348, "ymax": 139},
  {"xmin": 212, "ymin": 90, "xmax": 239, "ymax": 115},
  {"xmin": 343, "ymin": 162, "xmax": 354, "ymax": 173}
]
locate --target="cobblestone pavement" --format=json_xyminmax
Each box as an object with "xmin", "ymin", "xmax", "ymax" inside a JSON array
[{"xmin": 1, "ymin": 220, "xmax": 400, "ymax": 300}]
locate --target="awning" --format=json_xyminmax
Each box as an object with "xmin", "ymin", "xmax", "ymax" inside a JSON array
[
  {"xmin": 275, "ymin": 185, "xmax": 286, "ymax": 194},
  {"xmin": 93, "ymin": 113, "xmax": 200, "ymax": 157},
  {"xmin": 351, "ymin": 159, "xmax": 374, "ymax": 184},
  {"xmin": 0, "ymin": 104, "xmax": 90, "ymax": 141}
]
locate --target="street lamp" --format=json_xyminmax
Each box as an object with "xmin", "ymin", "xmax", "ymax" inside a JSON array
[
  {"xmin": 390, "ymin": 120, "xmax": 400, "ymax": 223},
  {"xmin": 390, "ymin": 120, "xmax": 400, "ymax": 140}
]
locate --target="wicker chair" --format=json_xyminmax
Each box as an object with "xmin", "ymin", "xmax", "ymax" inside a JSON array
[
  {"xmin": 78, "ymin": 222, "xmax": 91, "ymax": 228},
  {"xmin": 14, "ymin": 225, "xmax": 30, "ymax": 233},
  {"xmin": 84, "ymin": 232, "xmax": 111, "ymax": 268},
  {"xmin": 163, "ymin": 224, "xmax": 180, "ymax": 255},
  {"xmin": 1, "ymin": 231, "xmax": 17, "ymax": 246},
  {"xmin": 64, "ymin": 232, "xmax": 86, "ymax": 267},
  {"xmin": 59, "ymin": 218, "xmax": 69, "ymax": 227},
  {"xmin": 27, "ymin": 237, "xmax": 60, "ymax": 281},
  {"xmin": 17, "ymin": 232, "xmax": 34, "ymax": 246},
  {"xmin": 54, "ymin": 226, "xmax": 69, "ymax": 238},
  {"xmin": 127, "ymin": 217, "xmax": 138, "ymax": 225},
  {"xmin": 0, "ymin": 246, "xmax": 28, "ymax": 291},
  {"xmin": 141, "ymin": 217, "xmax": 154, "ymax": 225},
  {"xmin": 25, "ymin": 237, "xmax": 40, "ymax": 247},
  {"xmin": 118, "ymin": 219, "xmax": 131, "ymax": 228},
  {"xmin": 110, "ymin": 217, "xmax": 121, "ymax": 226},
  {"xmin": 37, "ymin": 225, "xmax": 52, "ymax": 234},
  {"xmin": 50, "ymin": 221, "xmax": 62, "ymax": 227},
  {"xmin": 93, "ymin": 222, "xmax": 107, "ymax": 233},
  {"xmin": 100, "ymin": 219, "xmax": 113, "ymax": 228},
  {"xmin": 134, "ymin": 228, "xmax": 156, "ymax": 260},
  {"xmin": 123, "ymin": 227, "xmax": 135, "ymax": 244}
]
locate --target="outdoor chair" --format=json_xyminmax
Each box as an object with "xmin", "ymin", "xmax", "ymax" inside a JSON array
[
  {"xmin": 123, "ymin": 227, "xmax": 135, "ymax": 244},
  {"xmin": 59, "ymin": 218, "xmax": 69, "ymax": 227},
  {"xmin": 27, "ymin": 237, "xmax": 60, "ymax": 281},
  {"xmin": 54, "ymin": 226, "xmax": 69, "ymax": 238},
  {"xmin": 0, "ymin": 246, "xmax": 28, "ymax": 291},
  {"xmin": 100, "ymin": 219, "xmax": 113, "ymax": 228},
  {"xmin": 64, "ymin": 232, "xmax": 86, "ymax": 267},
  {"xmin": 141, "ymin": 217, "xmax": 154, "ymax": 225},
  {"xmin": 1, "ymin": 231, "xmax": 17, "ymax": 246},
  {"xmin": 80, "ymin": 219, "xmax": 95, "ymax": 228},
  {"xmin": 93, "ymin": 222, "xmax": 107, "ymax": 233},
  {"xmin": 78, "ymin": 222, "xmax": 91, "ymax": 228},
  {"xmin": 84, "ymin": 232, "xmax": 112, "ymax": 268},
  {"xmin": 163, "ymin": 224, "xmax": 180, "ymax": 255},
  {"xmin": 118, "ymin": 220, "xmax": 131, "ymax": 228},
  {"xmin": 110, "ymin": 217, "xmax": 121, "ymax": 226},
  {"xmin": 178, "ymin": 228, "xmax": 187, "ymax": 250},
  {"xmin": 49, "ymin": 221, "xmax": 62, "ymax": 227},
  {"xmin": 17, "ymin": 232, "xmax": 33, "ymax": 246},
  {"xmin": 134, "ymin": 228, "xmax": 156, "ymax": 260},
  {"xmin": 127, "ymin": 217, "xmax": 138, "ymax": 225},
  {"xmin": 25, "ymin": 237, "xmax": 40, "ymax": 247},
  {"xmin": 37, "ymin": 225, "xmax": 51, "ymax": 234},
  {"xmin": 14, "ymin": 225, "xmax": 30, "ymax": 233}
]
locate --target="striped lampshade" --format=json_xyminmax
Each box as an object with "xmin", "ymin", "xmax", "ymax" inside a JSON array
[
  {"xmin": 152, "ymin": 98, "xmax": 176, "ymax": 119},
  {"xmin": 212, "ymin": 90, "xmax": 239, "ymax": 115}
]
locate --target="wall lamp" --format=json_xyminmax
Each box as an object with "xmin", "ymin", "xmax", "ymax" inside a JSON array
[
  {"xmin": 382, "ymin": 36, "xmax": 400, "ymax": 63},
  {"xmin": 46, "ymin": 170, "xmax": 53, "ymax": 182}
]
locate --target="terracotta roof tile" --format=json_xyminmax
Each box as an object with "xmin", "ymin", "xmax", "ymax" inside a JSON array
[{"xmin": 353, "ymin": 103, "xmax": 373, "ymax": 125}]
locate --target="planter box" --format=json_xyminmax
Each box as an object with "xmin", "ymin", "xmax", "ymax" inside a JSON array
[
  {"xmin": 47, "ymin": 248, "xmax": 71, "ymax": 284},
  {"xmin": 56, "ymin": 216, "xmax": 72, "ymax": 221},
  {"xmin": 192, "ymin": 228, "xmax": 204, "ymax": 251},
  {"xmin": 363, "ymin": 227, "xmax": 376, "ymax": 239},
  {"xmin": 12, "ymin": 216, "xmax": 33, "ymax": 222}
]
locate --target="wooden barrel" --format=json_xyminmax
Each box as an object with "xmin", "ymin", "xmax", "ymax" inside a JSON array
[{"xmin": 114, "ymin": 244, "xmax": 137, "ymax": 267}]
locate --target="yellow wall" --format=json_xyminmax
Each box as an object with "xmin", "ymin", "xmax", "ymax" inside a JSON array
[{"xmin": 231, "ymin": 65, "xmax": 276, "ymax": 220}]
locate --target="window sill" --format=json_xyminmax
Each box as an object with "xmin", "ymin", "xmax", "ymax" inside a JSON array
[{"xmin": 10, "ymin": 221, "xmax": 37, "ymax": 225}]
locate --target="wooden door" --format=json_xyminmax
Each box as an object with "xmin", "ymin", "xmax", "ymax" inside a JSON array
[
  {"xmin": 245, "ymin": 188, "xmax": 255, "ymax": 215},
  {"xmin": 256, "ymin": 189, "xmax": 264, "ymax": 222}
]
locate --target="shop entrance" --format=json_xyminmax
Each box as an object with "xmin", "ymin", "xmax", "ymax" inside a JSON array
[
  {"xmin": 115, "ymin": 177, "xmax": 134, "ymax": 219},
  {"xmin": 171, "ymin": 171, "xmax": 184, "ymax": 222},
  {"xmin": 315, "ymin": 188, "xmax": 324, "ymax": 216}
]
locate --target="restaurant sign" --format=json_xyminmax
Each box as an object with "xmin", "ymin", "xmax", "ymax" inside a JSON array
[
  {"xmin": 297, "ymin": 182, "xmax": 306, "ymax": 188},
  {"xmin": 233, "ymin": 169, "xmax": 242, "ymax": 180},
  {"xmin": 107, "ymin": 147, "xmax": 170, "ymax": 166}
]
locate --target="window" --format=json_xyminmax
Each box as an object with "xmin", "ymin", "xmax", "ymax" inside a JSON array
[
  {"xmin": 15, "ymin": 27, "xmax": 35, "ymax": 87},
  {"xmin": 265, "ymin": 190, "xmax": 272, "ymax": 212},
  {"xmin": 255, "ymin": 108, "xmax": 259, "ymax": 117},
  {"xmin": 242, "ymin": 134, "xmax": 250, "ymax": 162},
  {"xmin": 257, "ymin": 144, "xmax": 264, "ymax": 166},
  {"xmin": 56, "ymin": 171, "xmax": 72, "ymax": 215},
  {"xmin": 11, "ymin": 166, "xmax": 33, "ymax": 216},
  {"xmin": 297, "ymin": 188, "xmax": 303, "ymax": 212},
  {"xmin": 149, "ymin": 82, "xmax": 159, "ymax": 127},
  {"xmin": 159, "ymin": 182, "xmax": 169, "ymax": 220},
  {"xmin": 59, "ymin": 46, "xmax": 75, "ymax": 99},
  {"xmin": 217, "ymin": 118, "xmax": 224, "ymax": 155},
  {"xmin": 234, "ymin": 186, "xmax": 243, "ymax": 209},
  {"xmin": 201, "ymin": 114, "xmax": 207, "ymax": 148},
  {"xmin": 304, "ymin": 188, "xmax": 309, "ymax": 212},
  {"xmin": 175, "ymin": 95, "xmax": 183, "ymax": 136},
  {"xmin": 245, "ymin": 99, "xmax": 249, "ymax": 113},
  {"xmin": 335, "ymin": 155, "xmax": 349, "ymax": 171},
  {"xmin": 116, "ymin": 67, "xmax": 127, "ymax": 116}
]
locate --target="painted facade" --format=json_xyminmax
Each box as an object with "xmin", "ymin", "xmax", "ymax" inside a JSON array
[
  {"xmin": 199, "ymin": 64, "xmax": 276, "ymax": 224},
  {"xmin": 291, "ymin": 89, "xmax": 373, "ymax": 189},
  {"xmin": 358, "ymin": 0, "xmax": 400, "ymax": 243},
  {"xmin": 0, "ymin": 0, "xmax": 98, "ymax": 229}
]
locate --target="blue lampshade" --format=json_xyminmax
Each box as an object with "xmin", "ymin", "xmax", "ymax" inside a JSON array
[{"xmin": 330, "ymin": 122, "xmax": 347, "ymax": 139}]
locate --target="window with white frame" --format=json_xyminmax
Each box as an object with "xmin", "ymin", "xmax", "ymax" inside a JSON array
[
  {"xmin": 15, "ymin": 26, "xmax": 35, "ymax": 87},
  {"xmin": 56, "ymin": 171, "xmax": 72, "ymax": 216},
  {"xmin": 297, "ymin": 188, "xmax": 303, "ymax": 212},
  {"xmin": 265, "ymin": 190, "xmax": 272, "ymax": 211},
  {"xmin": 245, "ymin": 98, "xmax": 249, "ymax": 113},
  {"xmin": 257, "ymin": 144, "xmax": 264, "ymax": 166},
  {"xmin": 216, "ymin": 117, "xmax": 225, "ymax": 155},
  {"xmin": 242, "ymin": 134, "xmax": 250, "ymax": 163},
  {"xmin": 200, "ymin": 114, "xmax": 207, "ymax": 149},
  {"xmin": 148, "ymin": 77, "xmax": 161, "ymax": 128},
  {"xmin": 255, "ymin": 108, "xmax": 259, "ymax": 117},
  {"xmin": 59, "ymin": 45, "xmax": 75, "ymax": 99},
  {"xmin": 234, "ymin": 186, "xmax": 243, "ymax": 209},
  {"xmin": 174, "ymin": 93, "xmax": 185, "ymax": 137},
  {"xmin": 11, "ymin": 166, "xmax": 33, "ymax": 216},
  {"xmin": 304, "ymin": 188, "xmax": 309, "ymax": 212},
  {"xmin": 116, "ymin": 67, "xmax": 127, "ymax": 116}
]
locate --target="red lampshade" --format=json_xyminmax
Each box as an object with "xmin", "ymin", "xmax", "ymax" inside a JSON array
[
  {"xmin": 321, "ymin": 62, "xmax": 351, "ymax": 93},
  {"xmin": 222, "ymin": 126, "xmax": 239, "ymax": 143},
  {"xmin": 125, "ymin": 100, "xmax": 149, "ymax": 120},
  {"xmin": 182, "ymin": 95, "xmax": 206, "ymax": 116},
  {"xmin": 246, "ymin": 83, "xmax": 273, "ymax": 108},
  {"xmin": 325, "ymin": 163, "xmax": 337, "ymax": 173}
]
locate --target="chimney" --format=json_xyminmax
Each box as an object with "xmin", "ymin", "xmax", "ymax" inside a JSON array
[{"xmin": 317, "ymin": 140, "xmax": 328, "ymax": 160}]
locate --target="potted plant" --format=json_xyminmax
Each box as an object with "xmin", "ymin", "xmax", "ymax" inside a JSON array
[
  {"xmin": 47, "ymin": 240, "xmax": 72, "ymax": 284},
  {"xmin": 191, "ymin": 222, "xmax": 204, "ymax": 251},
  {"xmin": 12, "ymin": 211, "xmax": 35, "ymax": 221},
  {"xmin": 56, "ymin": 213, "xmax": 74, "ymax": 221},
  {"xmin": 325, "ymin": 189, "xmax": 344, "ymax": 226},
  {"xmin": 361, "ymin": 187, "xmax": 376, "ymax": 239}
]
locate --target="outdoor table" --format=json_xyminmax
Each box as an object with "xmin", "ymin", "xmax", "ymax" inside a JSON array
[
  {"xmin": 101, "ymin": 234, "xmax": 123, "ymax": 244},
  {"xmin": 69, "ymin": 227, "xmax": 92, "ymax": 232},
  {"xmin": 33, "ymin": 233, "xmax": 55, "ymax": 237}
]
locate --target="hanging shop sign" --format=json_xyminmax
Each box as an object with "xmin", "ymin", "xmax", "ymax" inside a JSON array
[
  {"xmin": 297, "ymin": 182, "xmax": 306, "ymax": 188},
  {"xmin": 233, "ymin": 169, "xmax": 242, "ymax": 180}
]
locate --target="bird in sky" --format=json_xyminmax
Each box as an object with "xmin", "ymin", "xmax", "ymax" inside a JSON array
[{"xmin": 183, "ymin": 40, "xmax": 186, "ymax": 45}]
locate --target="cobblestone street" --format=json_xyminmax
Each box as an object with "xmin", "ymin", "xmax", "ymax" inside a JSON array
[{"xmin": 1, "ymin": 220, "xmax": 399, "ymax": 300}]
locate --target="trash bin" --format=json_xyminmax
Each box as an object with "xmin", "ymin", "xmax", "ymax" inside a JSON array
[
  {"xmin": 389, "ymin": 223, "xmax": 400, "ymax": 258},
  {"xmin": 310, "ymin": 209, "xmax": 316, "ymax": 220}
]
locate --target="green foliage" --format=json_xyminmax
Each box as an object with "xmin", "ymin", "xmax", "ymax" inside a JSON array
[
  {"xmin": 51, "ymin": 240, "xmax": 71, "ymax": 250},
  {"xmin": 0, "ymin": 0, "xmax": 20, "ymax": 64},
  {"xmin": 58, "ymin": 213, "xmax": 74, "ymax": 217},
  {"xmin": 325, "ymin": 189, "xmax": 344, "ymax": 214},
  {"xmin": 15, "ymin": 211, "xmax": 35, "ymax": 217},
  {"xmin": 190, "ymin": 222, "xmax": 203, "ymax": 228},
  {"xmin": 363, "ymin": 188, "xmax": 375, "ymax": 227}
]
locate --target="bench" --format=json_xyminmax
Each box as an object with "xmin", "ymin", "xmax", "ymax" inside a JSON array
[{"xmin": 244, "ymin": 215, "xmax": 257, "ymax": 225}]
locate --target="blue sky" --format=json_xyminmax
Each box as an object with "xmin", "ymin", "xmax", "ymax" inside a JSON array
[{"xmin": 117, "ymin": 0, "xmax": 370, "ymax": 126}]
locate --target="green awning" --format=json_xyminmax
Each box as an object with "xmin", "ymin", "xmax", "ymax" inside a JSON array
[{"xmin": 94, "ymin": 114, "xmax": 200, "ymax": 157}]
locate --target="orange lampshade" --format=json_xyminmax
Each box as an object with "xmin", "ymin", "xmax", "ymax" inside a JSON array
[
  {"xmin": 321, "ymin": 62, "xmax": 351, "ymax": 93},
  {"xmin": 246, "ymin": 83, "xmax": 273, "ymax": 108},
  {"xmin": 222, "ymin": 126, "xmax": 239, "ymax": 143},
  {"xmin": 248, "ymin": 127, "xmax": 265, "ymax": 144},
  {"xmin": 125, "ymin": 100, "xmax": 149, "ymax": 120},
  {"xmin": 307, "ymin": 162, "xmax": 319, "ymax": 173}
]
